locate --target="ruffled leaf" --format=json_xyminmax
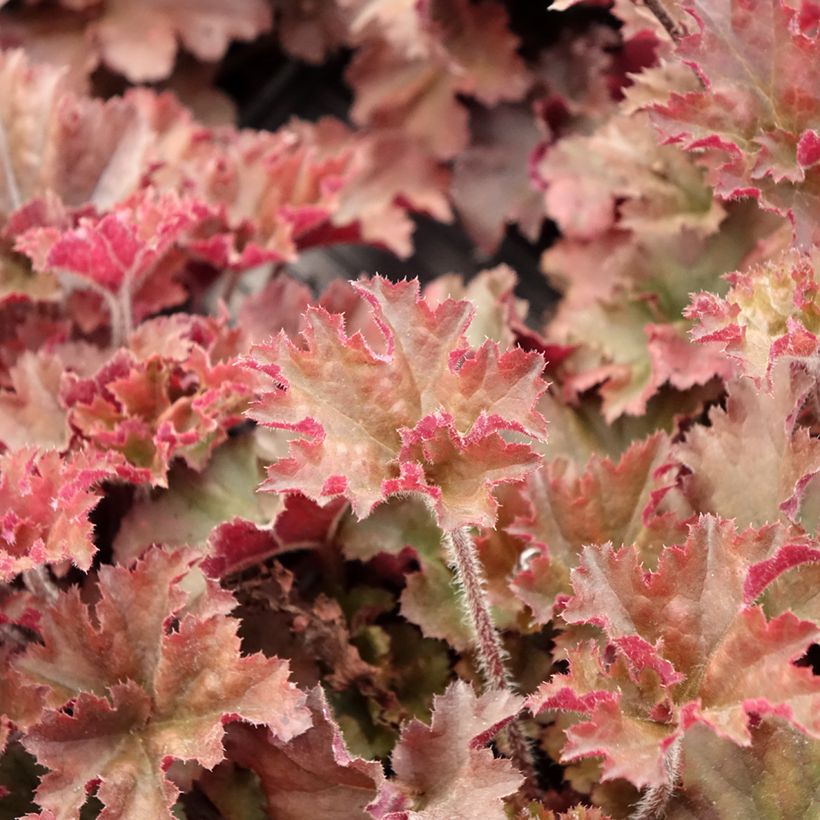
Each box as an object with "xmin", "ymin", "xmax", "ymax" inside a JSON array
[
  {"xmin": 62, "ymin": 312, "xmax": 259, "ymax": 483},
  {"xmin": 347, "ymin": 0, "xmax": 529, "ymax": 159},
  {"xmin": 510, "ymin": 432, "xmax": 684, "ymax": 622},
  {"xmin": 687, "ymin": 248, "xmax": 820, "ymax": 380},
  {"xmin": 20, "ymin": 190, "xmax": 223, "ymax": 337},
  {"xmin": 219, "ymin": 687, "xmax": 384, "ymax": 820},
  {"xmin": 529, "ymin": 516, "xmax": 820, "ymax": 788},
  {"xmin": 15, "ymin": 547, "xmax": 311, "ymax": 819},
  {"xmin": 370, "ymin": 680, "xmax": 524, "ymax": 819},
  {"xmin": 674, "ymin": 363, "xmax": 820, "ymax": 527},
  {"xmin": 648, "ymin": 0, "xmax": 820, "ymax": 246},
  {"xmin": 92, "ymin": 0, "xmax": 272, "ymax": 83},
  {"xmin": 246, "ymin": 276, "xmax": 547, "ymax": 528},
  {"xmin": 0, "ymin": 351, "xmax": 68, "ymax": 451},
  {"xmin": 0, "ymin": 447, "xmax": 120, "ymax": 580}
]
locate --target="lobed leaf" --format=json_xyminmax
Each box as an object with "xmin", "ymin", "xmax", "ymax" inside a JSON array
[
  {"xmin": 648, "ymin": 0, "xmax": 820, "ymax": 246},
  {"xmin": 529, "ymin": 516, "xmax": 820, "ymax": 788},
  {"xmin": 674, "ymin": 362, "xmax": 820, "ymax": 527},
  {"xmin": 220, "ymin": 687, "xmax": 385, "ymax": 820},
  {"xmin": 510, "ymin": 432, "xmax": 685, "ymax": 622},
  {"xmin": 0, "ymin": 447, "xmax": 121, "ymax": 580},
  {"xmin": 687, "ymin": 247, "xmax": 820, "ymax": 380},
  {"xmin": 246, "ymin": 276, "xmax": 547, "ymax": 529},
  {"xmin": 61, "ymin": 312, "xmax": 259, "ymax": 483},
  {"xmin": 370, "ymin": 680, "xmax": 524, "ymax": 819},
  {"xmin": 91, "ymin": 0, "xmax": 272, "ymax": 83},
  {"xmin": 15, "ymin": 547, "xmax": 311, "ymax": 819}
]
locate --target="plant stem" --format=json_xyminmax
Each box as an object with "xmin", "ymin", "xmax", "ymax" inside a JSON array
[
  {"xmin": 221, "ymin": 265, "xmax": 243, "ymax": 306},
  {"xmin": 500, "ymin": 720, "xmax": 541, "ymax": 802},
  {"xmin": 55, "ymin": 269, "xmax": 126, "ymax": 347},
  {"xmin": 637, "ymin": 0, "xmax": 686, "ymax": 41},
  {"xmin": 22, "ymin": 566, "xmax": 59, "ymax": 604},
  {"xmin": 0, "ymin": 118, "xmax": 22, "ymax": 212},
  {"xmin": 443, "ymin": 526, "xmax": 509, "ymax": 689},
  {"xmin": 0, "ymin": 622, "xmax": 28, "ymax": 650},
  {"xmin": 442, "ymin": 526, "xmax": 539, "ymax": 797},
  {"xmin": 120, "ymin": 274, "xmax": 135, "ymax": 341},
  {"xmin": 630, "ymin": 736, "xmax": 682, "ymax": 820}
]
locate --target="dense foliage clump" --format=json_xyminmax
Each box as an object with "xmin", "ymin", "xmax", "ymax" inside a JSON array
[{"xmin": 0, "ymin": 1, "xmax": 817, "ymax": 818}]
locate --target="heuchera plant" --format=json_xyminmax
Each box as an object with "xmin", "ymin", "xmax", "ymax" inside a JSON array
[{"xmin": 0, "ymin": 0, "xmax": 817, "ymax": 818}]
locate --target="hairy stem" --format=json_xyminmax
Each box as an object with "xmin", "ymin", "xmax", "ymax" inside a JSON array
[
  {"xmin": 637, "ymin": 0, "xmax": 686, "ymax": 41},
  {"xmin": 630, "ymin": 736, "xmax": 682, "ymax": 820},
  {"xmin": 443, "ymin": 526, "xmax": 510, "ymax": 689},
  {"xmin": 501, "ymin": 720, "xmax": 541, "ymax": 802},
  {"xmin": 442, "ymin": 526, "xmax": 539, "ymax": 796},
  {"xmin": 56, "ymin": 269, "xmax": 126, "ymax": 347}
]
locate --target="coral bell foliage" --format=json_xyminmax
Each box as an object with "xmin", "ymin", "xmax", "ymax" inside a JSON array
[{"xmin": 0, "ymin": 0, "xmax": 819, "ymax": 818}]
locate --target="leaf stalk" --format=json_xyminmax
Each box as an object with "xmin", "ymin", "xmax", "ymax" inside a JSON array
[
  {"xmin": 630, "ymin": 735, "xmax": 682, "ymax": 819},
  {"xmin": 442, "ymin": 525, "xmax": 539, "ymax": 797},
  {"xmin": 637, "ymin": 0, "xmax": 687, "ymax": 41}
]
